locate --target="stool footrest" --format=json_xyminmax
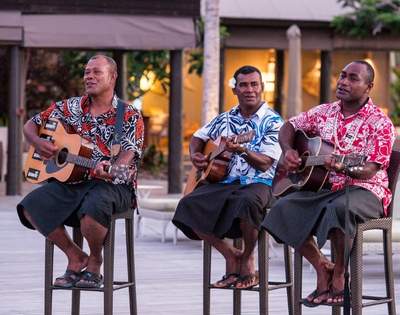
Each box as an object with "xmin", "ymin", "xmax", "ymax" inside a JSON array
[
  {"xmin": 209, "ymin": 280, "xmax": 292, "ymax": 292},
  {"xmin": 50, "ymin": 281, "xmax": 135, "ymax": 292}
]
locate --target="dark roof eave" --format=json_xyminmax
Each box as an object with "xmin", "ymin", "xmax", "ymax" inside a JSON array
[{"xmin": 221, "ymin": 17, "xmax": 332, "ymax": 29}]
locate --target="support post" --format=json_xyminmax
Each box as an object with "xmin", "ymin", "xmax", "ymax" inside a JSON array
[
  {"xmin": 320, "ymin": 50, "xmax": 332, "ymax": 104},
  {"xmin": 168, "ymin": 50, "xmax": 183, "ymax": 194},
  {"xmin": 114, "ymin": 50, "xmax": 128, "ymax": 100},
  {"xmin": 6, "ymin": 46, "xmax": 22, "ymax": 195}
]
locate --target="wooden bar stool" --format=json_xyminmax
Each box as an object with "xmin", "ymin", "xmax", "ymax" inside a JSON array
[
  {"xmin": 44, "ymin": 210, "xmax": 137, "ymax": 315},
  {"xmin": 203, "ymin": 228, "xmax": 294, "ymax": 315},
  {"xmin": 293, "ymin": 147, "xmax": 400, "ymax": 315}
]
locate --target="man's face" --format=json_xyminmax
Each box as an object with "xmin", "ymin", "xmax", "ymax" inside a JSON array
[
  {"xmin": 233, "ymin": 72, "xmax": 264, "ymax": 108},
  {"xmin": 335, "ymin": 62, "xmax": 372, "ymax": 103},
  {"xmin": 84, "ymin": 57, "xmax": 116, "ymax": 97}
]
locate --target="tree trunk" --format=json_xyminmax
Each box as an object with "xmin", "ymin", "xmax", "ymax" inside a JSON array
[{"xmin": 202, "ymin": 0, "xmax": 220, "ymax": 125}]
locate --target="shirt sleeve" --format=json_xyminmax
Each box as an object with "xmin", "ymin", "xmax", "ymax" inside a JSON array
[
  {"xmin": 288, "ymin": 104, "xmax": 327, "ymax": 135},
  {"xmin": 365, "ymin": 117, "xmax": 396, "ymax": 169},
  {"xmin": 121, "ymin": 109, "xmax": 145, "ymax": 162},
  {"xmin": 31, "ymin": 100, "xmax": 65, "ymax": 126},
  {"xmin": 256, "ymin": 115, "xmax": 283, "ymax": 161},
  {"xmin": 193, "ymin": 113, "xmax": 227, "ymax": 141}
]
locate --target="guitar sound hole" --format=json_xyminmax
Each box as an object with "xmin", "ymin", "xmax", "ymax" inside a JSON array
[{"xmin": 56, "ymin": 148, "xmax": 68, "ymax": 165}]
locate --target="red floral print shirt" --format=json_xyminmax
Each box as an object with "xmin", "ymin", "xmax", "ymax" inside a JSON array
[
  {"xmin": 289, "ymin": 98, "xmax": 396, "ymax": 215},
  {"xmin": 31, "ymin": 95, "xmax": 144, "ymax": 193}
]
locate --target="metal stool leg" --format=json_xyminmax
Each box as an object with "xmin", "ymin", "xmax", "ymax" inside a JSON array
[
  {"xmin": 104, "ymin": 219, "xmax": 116, "ymax": 315},
  {"xmin": 44, "ymin": 239, "xmax": 54, "ymax": 315},
  {"xmin": 203, "ymin": 241, "xmax": 211, "ymax": 315},
  {"xmin": 383, "ymin": 228, "xmax": 396, "ymax": 315},
  {"xmin": 233, "ymin": 239, "xmax": 243, "ymax": 315},
  {"xmin": 293, "ymin": 250, "xmax": 302, "ymax": 315},
  {"xmin": 258, "ymin": 230, "xmax": 268, "ymax": 315},
  {"xmin": 126, "ymin": 216, "xmax": 138, "ymax": 315},
  {"xmin": 71, "ymin": 228, "xmax": 83, "ymax": 315},
  {"xmin": 283, "ymin": 244, "xmax": 294, "ymax": 315}
]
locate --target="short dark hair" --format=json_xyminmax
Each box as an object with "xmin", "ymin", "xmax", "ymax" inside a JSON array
[
  {"xmin": 232, "ymin": 65, "xmax": 262, "ymax": 86},
  {"xmin": 352, "ymin": 60, "xmax": 375, "ymax": 84},
  {"xmin": 88, "ymin": 54, "xmax": 118, "ymax": 75}
]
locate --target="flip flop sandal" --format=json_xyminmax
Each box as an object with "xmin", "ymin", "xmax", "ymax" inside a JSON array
[
  {"xmin": 302, "ymin": 289, "xmax": 330, "ymax": 307},
  {"xmin": 211, "ymin": 273, "xmax": 240, "ymax": 288},
  {"xmin": 75, "ymin": 271, "xmax": 104, "ymax": 289},
  {"xmin": 53, "ymin": 269, "xmax": 81, "ymax": 288},
  {"xmin": 324, "ymin": 289, "xmax": 347, "ymax": 306},
  {"xmin": 234, "ymin": 272, "xmax": 259, "ymax": 289}
]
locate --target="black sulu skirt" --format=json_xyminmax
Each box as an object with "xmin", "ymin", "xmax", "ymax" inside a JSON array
[
  {"xmin": 17, "ymin": 179, "xmax": 134, "ymax": 237},
  {"xmin": 261, "ymin": 186, "xmax": 383, "ymax": 249},
  {"xmin": 172, "ymin": 181, "xmax": 274, "ymax": 240}
]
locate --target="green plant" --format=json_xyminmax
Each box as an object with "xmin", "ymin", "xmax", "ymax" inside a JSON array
[
  {"xmin": 141, "ymin": 144, "xmax": 166, "ymax": 175},
  {"xmin": 126, "ymin": 51, "xmax": 170, "ymax": 99},
  {"xmin": 390, "ymin": 67, "xmax": 400, "ymax": 126},
  {"xmin": 332, "ymin": 0, "xmax": 400, "ymax": 38}
]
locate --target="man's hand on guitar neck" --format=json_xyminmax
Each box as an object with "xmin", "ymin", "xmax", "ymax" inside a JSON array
[{"xmin": 324, "ymin": 155, "xmax": 346, "ymax": 173}]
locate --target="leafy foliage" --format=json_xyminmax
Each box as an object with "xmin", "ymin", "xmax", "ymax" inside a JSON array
[
  {"xmin": 188, "ymin": 18, "xmax": 229, "ymax": 76},
  {"xmin": 24, "ymin": 50, "xmax": 171, "ymax": 117},
  {"xmin": 126, "ymin": 51, "xmax": 170, "ymax": 99},
  {"xmin": 140, "ymin": 144, "xmax": 166, "ymax": 175},
  {"xmin": 332, "ymin": 0, "xmax": 400, "ymax": 38},
  {"xmin": 390, "ymin": 67, "xmax": 400, "ymax": 125},
  {"xmin": 25, "ymin": 50, "xmax": 94, "ymax": 117}
]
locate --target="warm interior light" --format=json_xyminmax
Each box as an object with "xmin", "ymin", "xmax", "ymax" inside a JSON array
[{"xmin": 139, "ymin": 71, "xmax": 156, "ymax": 91}]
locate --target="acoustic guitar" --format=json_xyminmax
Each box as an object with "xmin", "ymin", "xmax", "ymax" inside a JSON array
[
  {"xmin": 23, "ymin": 119, "xmax": 131, "ymax": 184},
  {"xmin": 271, "ymin": 129, "xmax": 365, "ymax": 197},
  {"xmin": 184, "ymin": 130, "xmax": 255, "ymax": 195}
]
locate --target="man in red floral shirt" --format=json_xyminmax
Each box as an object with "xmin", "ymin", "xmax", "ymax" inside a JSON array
[
  {"xmin": 17, "ymin": 55, "xmax": 144, "ymax": 288},
  {"xmin": 262, "ymin": 61, "xmax": 396, "ymax": 306}
]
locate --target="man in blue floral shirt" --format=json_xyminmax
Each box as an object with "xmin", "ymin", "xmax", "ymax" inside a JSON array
[{"xmin": 173, "ymin": 65, "xmax": 283, "ymax": 289}]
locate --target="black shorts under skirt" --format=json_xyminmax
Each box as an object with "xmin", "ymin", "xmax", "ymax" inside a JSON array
[
  {"xmin": 172, "ymin": 182, "xmax": 274, "ymax": 240},
  {"xmin": 261, "ymin": 186, "xmax": 383, "ymax": 249},
  {"xmin": 17, "ymin": 179, "xmax": 133, "ymax": 237}
]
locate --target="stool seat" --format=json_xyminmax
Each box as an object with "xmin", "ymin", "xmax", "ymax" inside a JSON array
[{"xmin": 44, "ymin": 210, "xmax": 137, "ymax": 315}]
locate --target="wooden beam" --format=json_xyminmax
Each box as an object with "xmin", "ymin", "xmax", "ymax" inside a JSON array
[
  {"xmin": 320, "ymin": 50, "xmax": 332, "ymax": 104},
  {"xmin": 168, "ymin": 50, "xmax": 183, "ymax": 194},
  {"xmin": 273, "ymin": 49, "xmax": 284, "ymax": 115},
  {"xmin": 114, "ymin": 50, "xmax": 128, "ymax": 101},
  {"xmin": 218, "ymin": 47, "xmax": 225, "ymax": 114},
  {"xmin": 6, "ymin": 45, "xmax": 22, "ymax": 195}
]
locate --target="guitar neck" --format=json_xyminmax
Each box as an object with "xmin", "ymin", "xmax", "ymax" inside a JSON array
[
  {"xmin": 65, "ymin": 153, "xmax": 97, "ymax": 170},
  {"xmin": 209, "ymin": 131, "xmax": 255, "ymax": 161},
  {"xmin": 304, "ymin": 155, "xmax": 333, "ymax": 167}
]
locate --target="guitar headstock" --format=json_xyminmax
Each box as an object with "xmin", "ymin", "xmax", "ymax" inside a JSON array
[{"xmin": 108, "ymin": 164, "xmax": 133, "ymax": 182}]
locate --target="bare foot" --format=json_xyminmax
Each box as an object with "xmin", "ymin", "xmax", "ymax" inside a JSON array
[
  {"xmin": 307, "ymin": 260, "xmax": 334, "ymax": 304},
  {"xmin": 67, "ymin": 251, "xmax": 89, "ymax": 273},
  {"xmin": 85, "ymin": 254, "xmax": 103, "ymax": 275},
  {"xmin": 212, "ymin": 246, "xmax": 242, "ymax": 288},
  {"xmin": 326, "ymin": 270, "xmax": 345, "ymax": 305},
  {"xmin": 238, "ymin": 252, "xmax": 255, "ymax": 277}
]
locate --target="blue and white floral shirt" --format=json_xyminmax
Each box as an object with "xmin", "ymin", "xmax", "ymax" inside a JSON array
[{"xmin": 194, "ymin": 102, "xmax": 283, "ymax": 186}]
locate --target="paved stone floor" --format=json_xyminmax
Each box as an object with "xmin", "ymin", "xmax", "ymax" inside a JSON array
[{"xmin": 0, "ymin": 181, "xmax": 398, "ymax": 314}]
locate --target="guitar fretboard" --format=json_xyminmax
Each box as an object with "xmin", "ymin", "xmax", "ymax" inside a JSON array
[
  {"xmin": 209, "ymin": 131, "xmax": 255, "ymax": 160},
  {"xmin": 64, "ymin": 152, "xmax": 97, "ymax": 169},
  {"xmin": 304, "ymin": 155, "xmax": 333, "ymax": 167}
]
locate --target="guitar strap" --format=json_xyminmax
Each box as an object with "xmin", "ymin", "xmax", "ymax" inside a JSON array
[{"xmin": 111, "ymin": 98, "xmax": 126, "ymax": 159}]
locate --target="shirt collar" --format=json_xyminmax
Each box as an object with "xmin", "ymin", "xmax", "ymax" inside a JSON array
[
  {"xmin": 230, "ymin": 101, "xmax": 268, "ymax": 120},
  {"xmin": 84, "ymin": 94, "xmax": 119, "ymax": 115},
  {"xmin": 334, "ymin": 97, "xmax": 375, "ymax": 119}
]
